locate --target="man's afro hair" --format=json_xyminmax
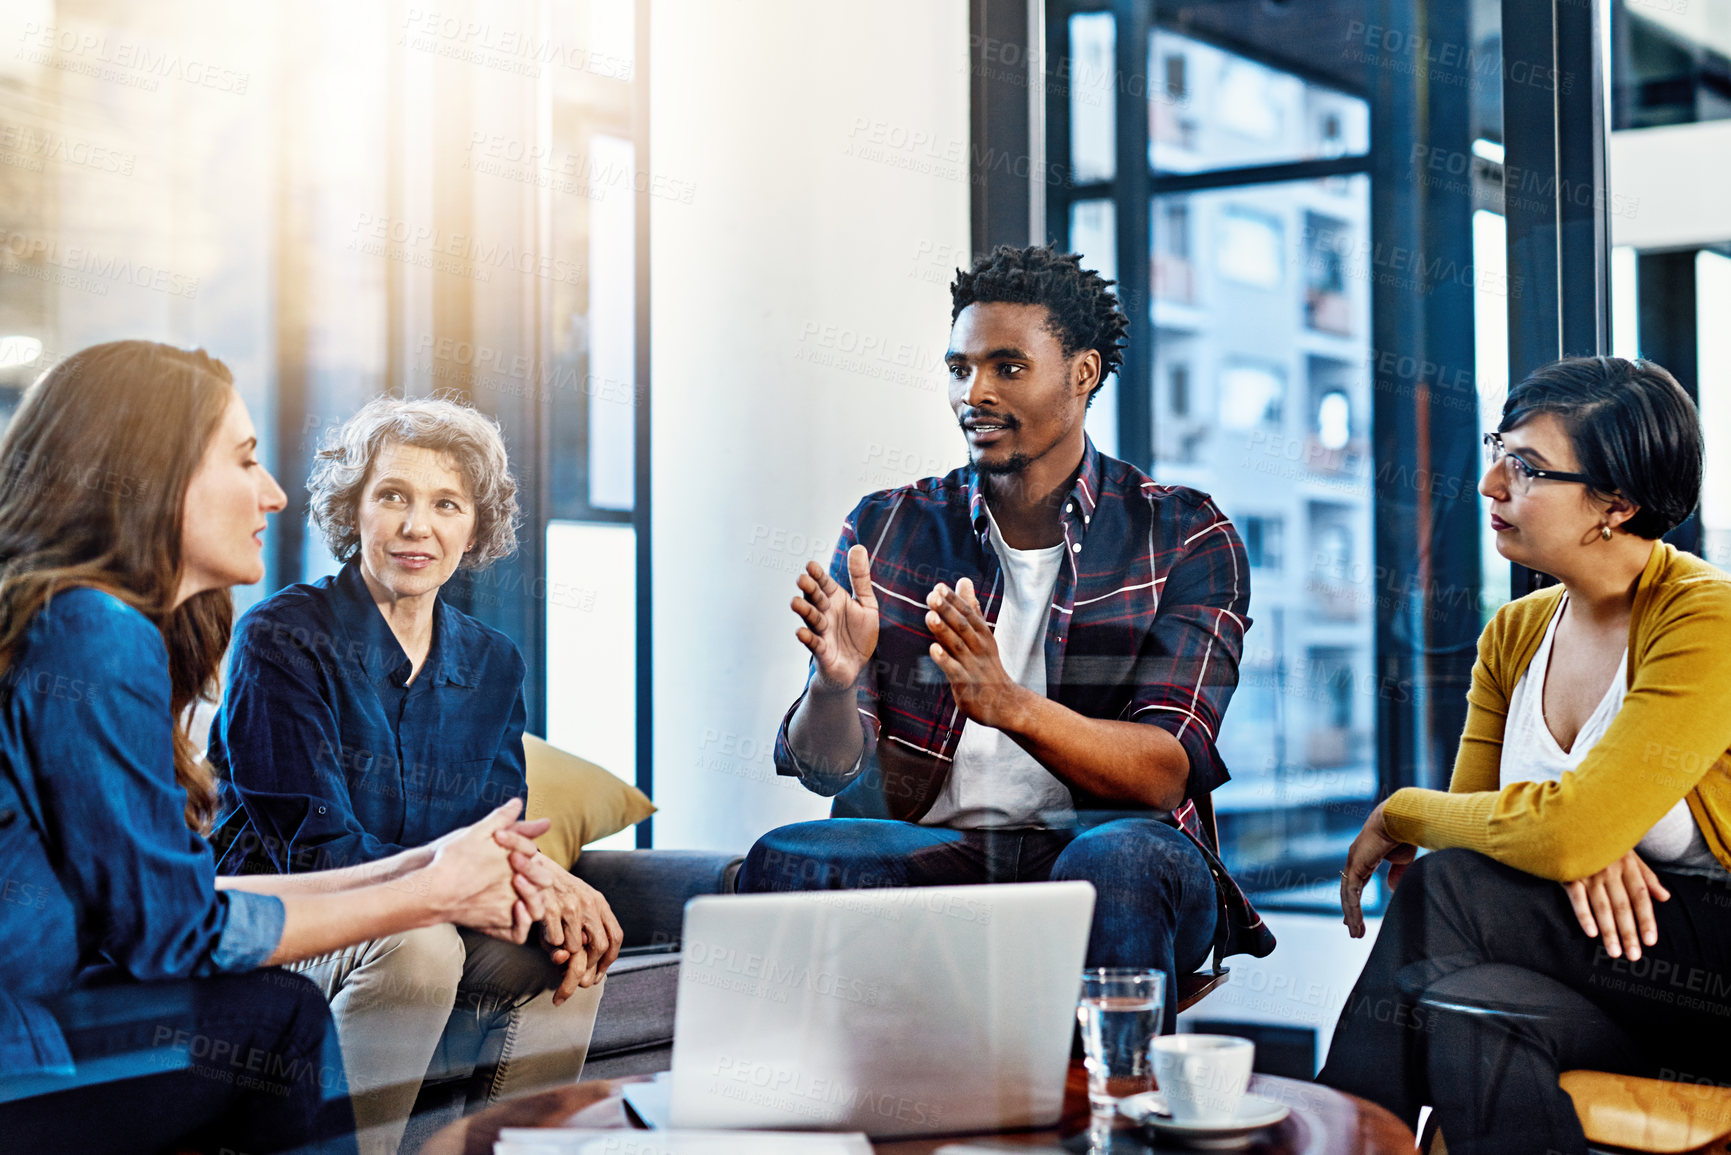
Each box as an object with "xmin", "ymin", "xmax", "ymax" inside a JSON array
[{"xmin": 949, "ymin": 244, "xmax": 1129, "ymax": 394}]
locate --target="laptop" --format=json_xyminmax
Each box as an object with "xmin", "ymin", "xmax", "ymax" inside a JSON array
[{"xmin": 621, "ymin": 880, "xmax": 1096, "ymax": 1139}]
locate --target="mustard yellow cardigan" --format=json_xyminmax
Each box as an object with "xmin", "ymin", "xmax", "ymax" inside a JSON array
[{"xmin": 1382, "ymin": 541, "xmax": 1731, "ymax": 881}]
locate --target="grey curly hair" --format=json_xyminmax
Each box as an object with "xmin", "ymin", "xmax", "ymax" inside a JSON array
[{"xmin": 307, "ymin": 394, "xmax": 519, "ymax": 570}]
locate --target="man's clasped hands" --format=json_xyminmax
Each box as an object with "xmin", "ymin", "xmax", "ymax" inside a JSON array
[{"xmin": 793, "ymin": 543, "xmax": 1033, "ymax": 728}]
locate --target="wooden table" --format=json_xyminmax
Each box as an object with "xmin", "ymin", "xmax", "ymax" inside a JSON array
[{"xmin": 424, "ymin": 1061, "xmax": 1414, "ymax": 1154}]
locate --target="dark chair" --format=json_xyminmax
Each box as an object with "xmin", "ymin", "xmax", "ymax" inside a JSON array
[
  {"xmin": 1176, "ymin": 792, "xmax": 1230, "ymax": 1014},
  {"xmin": 1176, "ymin": 967, "xmax": 1231, "ymax": 1013},
  {"xmin": 1416, "ymin": 965, "xmax": 1731, "ymax": 1155}
]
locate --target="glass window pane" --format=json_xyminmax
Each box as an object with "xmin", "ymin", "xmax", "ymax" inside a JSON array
[
  {"xmin": 1217, "ymin": 208, "xmax": 1283, "ymax": 289},
  {"xmin": 1613, "ymin": 1, "xmax": 1731, "ymax": 130},
  {"xmin": 545, "ymin": 520, "xmax": 638, "ymax": 849},
  {"xmin": 1154, "ymin": 196, "xmax": 1197, "ymax": 308},
  {"xmin": 587, "ymin": 0, "xmax": 637, "ymax": 79},
  {"xmin": 587, "ymin": 133, "xmax": 636, "ymax": 512},
  {"xmin": 1699, "ymin": 250, "xmax": 1731, "ymax": 569},
  {"xmin": 2, "ymin": 0, "xmax": 644, "ymax": 756},
  {"xmin": 1070, "ymin": 198, "xmax": 1118, "ymax": 284},
  {"xmin": 546, "ymin": 1, "xmax": 638, "ymax": 521},
  {"xmin": 1150, "ymin": 174, "xmax": 1372, "ymax": 909},
  {"xmin": 1069, "ymin": 12, "xmax": 1117, "ymax": 184},
  {"xmin": 1149, "ymin": 28, "xmax": 1368, "ymax": 174},
  {"xmin": 1611, "ymin": 245, "xmax": 1640, "ymax": 358},
  {"xmin": 1070, "ymin": 198, "xmax": 1120, "ymax": 457},
  {"xmin": 1473, "ymin": 210, "xmax": 1511, "ymax": 619}
]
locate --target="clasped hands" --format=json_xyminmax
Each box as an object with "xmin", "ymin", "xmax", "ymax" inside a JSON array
[
  {"xmin": 425, "ymin": 799, "xmax": 624, "ymax": 1006},
  {"xmin": 1339, "ymin": 802, "xmax": 1669, "ymax": 960},
  {"xmin": 793, "ymin": 544, "xmax": 1028, "ymax": 729}
]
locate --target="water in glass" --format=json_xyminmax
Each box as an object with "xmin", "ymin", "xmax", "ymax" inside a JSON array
[{"xmin": 1078, "ymin": 968, "xmax": 1164, "ymax": 1115}]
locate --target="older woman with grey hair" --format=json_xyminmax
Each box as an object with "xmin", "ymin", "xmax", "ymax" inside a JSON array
[{"xmin": 208, "ymin": 394, "xmax": 621, "ymax": 1155}]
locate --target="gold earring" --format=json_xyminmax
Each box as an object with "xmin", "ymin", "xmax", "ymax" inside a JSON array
[{"xmin": 1600, "ymin": 524, "xmax": 1613, "ymax": 541}]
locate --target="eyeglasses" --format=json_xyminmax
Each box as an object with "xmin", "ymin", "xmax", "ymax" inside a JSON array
[{"xmin": 1482, "ymin": 433, "xmax": 1594, "ymax": 497}]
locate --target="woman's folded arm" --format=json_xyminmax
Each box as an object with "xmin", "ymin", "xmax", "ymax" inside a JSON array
[{"xmin": 1384, "ymin": 581, "xmax": 1731, "ymax": 880}]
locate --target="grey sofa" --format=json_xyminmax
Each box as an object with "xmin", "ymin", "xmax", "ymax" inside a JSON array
[
  {"xmin": 571, "ymin": 849, "xmax": 745, "ymax": 1077},
  {"xmin": 404, "ymin": 847, "xmax": 743, "ymax": 1148}
]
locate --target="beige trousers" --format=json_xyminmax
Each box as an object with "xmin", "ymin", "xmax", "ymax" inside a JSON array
[{"xmin": 292, "ymin": 924, "xmax": 604, "ymax": 1155}]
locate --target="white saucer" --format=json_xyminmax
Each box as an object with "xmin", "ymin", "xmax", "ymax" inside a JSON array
[{"xmin": 1118, "ymin": 1091, "xmax": 1290, "ymax": 1149}]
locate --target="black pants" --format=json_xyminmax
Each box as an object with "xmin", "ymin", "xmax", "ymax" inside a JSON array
[
  {"xmin": 1318, "ymin": 849, "xmax": 1731, "ymax": 1155},
  {"xmin": 0, "ymin": 968, "xmax": 357, "ymax": 1155}
]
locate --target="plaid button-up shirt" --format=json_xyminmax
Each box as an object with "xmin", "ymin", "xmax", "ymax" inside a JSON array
[{"xmin": 774, "ymin": 438, "xmax": 1274, "ymax": 963}]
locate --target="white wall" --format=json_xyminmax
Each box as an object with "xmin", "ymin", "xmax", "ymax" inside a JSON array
[
  {"xmin": 650, "ymin": 1, "xmax": 972, "ymax": 850},
  {"xmin": 1176, "ymin": 910, "xmax": 1382, "ymax": 1074},
  {"xmin": 1609, "ymin": 121, "xmax": 1731, "ymax": 251}
]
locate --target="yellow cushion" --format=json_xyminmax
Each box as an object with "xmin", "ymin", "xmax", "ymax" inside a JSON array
[{"xmin": 523, "ymin": 733, "xmax": 656, "ymax": 868}]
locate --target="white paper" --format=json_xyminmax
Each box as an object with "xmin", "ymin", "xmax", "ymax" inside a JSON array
[{"xmin": 496, "ymin": 1128, "xmax": 874, "ymax": 1155}]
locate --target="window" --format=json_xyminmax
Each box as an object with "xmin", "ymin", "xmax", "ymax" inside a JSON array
[
  {"xmin": 540, "ymin": 0, "xmax": 648, "ymax": 842},
  {"xmin": 1605, "ymin": 4, "xmax": 1731, "ymax": 577},
  {"xmin": 1219, "ymin": 362, "xmax": 1285, "ymax": 430},
  {"xmin": 1316, "ymin": 391, "xmax": 1350, "ymax": 450},
  {"xmin": 1242, "ymin": 515, "xmax": 1284, "ymax": 571},
  {"xmin": 1308, "ymin": 355, "xmax": 1359, "ymax": 461},
  {"xmin": 1169, "ymin": 363, "xmax": 1190, "ymax": 416},
  {"xmin": 1320, "ymin": 112, "xmax": 1345, "ymax": 158},
  {"xmin": 1159, "ymin": 201, "xmax": 1192, "ymax": 260},
  {"xmin": 1216, "ymin": 208, "xmax": 1283, "ymax": 289},
  {"xmin": 1305, "ymin": 647, "xmax": 1360, "ymax": 747},
  {"xmin": 1302, "ymin": 213, "xmax": 1353, "ymax": 335},
  {"xmin": 1700, "ymin": 252, "xmax": 1731, "ymax": 568},
  {"xmin": 0, "ymin": 1, "xmax": 650, "ymax": 796},
  {"xmin": 1044, "ymin": 0, "xmax": 1516, "ymax": 915},
  {"xmin": 1164, "ymin": 52, "xmax": 1188, "ymax": 102},
  {"xmin": 1069, "ymin": 11, "xmax": 1118, "ymax": 183},
  {"xmin": 1146, "ymin": 28, "xmax": 1368, "ymax": 173},
  {"xmin": 1474, "ymin": 210, "xmax": 1513, "ymax": 618},
  {"xmin": 1612, "ymin": 0, "xmax": 1731, "ymax": 129},
  {"xmin": 1154, "ymin": 200, "xmax": 1195, "ymax": 302}
]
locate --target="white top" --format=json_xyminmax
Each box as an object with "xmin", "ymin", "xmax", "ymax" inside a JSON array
[
  {"xmin": 921, "ymin": 505, "xmax": 1074, "ymax": 829},
  {"xmin": 1500, "ymin": 597, "xmax": 1719, "ymax": 871}
]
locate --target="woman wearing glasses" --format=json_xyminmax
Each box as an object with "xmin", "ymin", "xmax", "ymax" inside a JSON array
[{"xmin": 1319, "ymin": 356, "xmax": 1731, "ymax": 1155}]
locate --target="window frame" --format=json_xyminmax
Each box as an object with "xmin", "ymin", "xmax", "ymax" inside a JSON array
[
  {"xmin": 974, "ymin": 0, "xmax": 1612, "ymax": 910},
  {"xmin": 266, "ymin": 0, "xmax": 656, "ymax": 842}
]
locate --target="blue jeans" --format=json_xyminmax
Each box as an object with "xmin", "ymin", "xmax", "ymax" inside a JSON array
[{"xmin": 737, "ymin": 817, "xmax": 1218, "ymax": 1031}]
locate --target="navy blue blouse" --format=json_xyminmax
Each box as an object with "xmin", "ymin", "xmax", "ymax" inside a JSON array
[
  {"xmin": 0, "ymin": 588, "xmax": 283, "ymax": 1074},
  {"xmin": 209, "ymin": 560, "xmax": 529, "ymax": 875}
]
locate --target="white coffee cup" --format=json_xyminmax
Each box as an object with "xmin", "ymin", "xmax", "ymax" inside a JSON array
[{"xmin": 1150, "ymin": 1034, "xmax": 1255, "ymax": 1125}]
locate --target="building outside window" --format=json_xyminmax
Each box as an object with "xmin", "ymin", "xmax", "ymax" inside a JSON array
[{"xmin": 1048, "ymin": 0, "xmax": 1507, "ymax": 909}]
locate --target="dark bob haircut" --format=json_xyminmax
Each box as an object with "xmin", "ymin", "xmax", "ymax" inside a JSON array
[
  {"xmin": 950, "ymin": 244, "xmax": 1128, "ymax": 405},
  {"xmin": 1499, "ymin": 355, "xmax": 1702, "ymax": 540}
]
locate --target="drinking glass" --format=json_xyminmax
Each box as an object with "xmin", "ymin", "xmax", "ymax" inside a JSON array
[{"xmin": 1077, "ymin": 967, "xmax": 1165, "ymax": 1116}]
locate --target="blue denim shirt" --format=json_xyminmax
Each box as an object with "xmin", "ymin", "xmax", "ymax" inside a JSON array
[
  {"xmin": 209, "ymin": 560, "xmax": 528, "ymax": 875},
  {"xmin": 0, "ymin": 589, "xmax": 284, "ymax": 1075}
]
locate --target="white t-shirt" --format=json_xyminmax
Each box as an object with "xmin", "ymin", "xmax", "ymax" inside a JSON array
[
  {"xmin": 920, "ymin": 506, "xmax": 1074, "ymax": 829},
  {"xmin": 1500, "ymin": 597, "xmax": 1720, "ymax": 871}
]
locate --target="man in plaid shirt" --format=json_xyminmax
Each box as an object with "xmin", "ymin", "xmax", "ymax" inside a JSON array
[{"xmin": 738, "ymin": 246, "xmax": 1274, "ymax": 1026}]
